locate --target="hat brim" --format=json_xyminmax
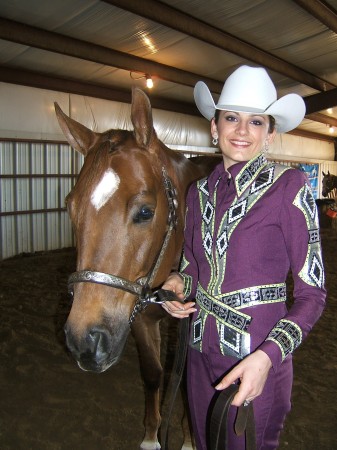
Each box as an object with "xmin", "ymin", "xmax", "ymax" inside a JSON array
[
  {"xmin": 194, "ymin": 81, "xmax": 305, "ymax": 133},
  {"xmin": 264, "ymin": 94, "xmax": 306, "ymax": 133}
]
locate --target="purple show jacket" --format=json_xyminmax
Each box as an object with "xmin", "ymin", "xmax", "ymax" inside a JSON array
[{"xmin": 181, "ymin": 153, "xmax": 326, "ymax": 371}]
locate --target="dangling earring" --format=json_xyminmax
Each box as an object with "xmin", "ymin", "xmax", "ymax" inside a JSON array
[
  {"xmin": 212, "ymin": 135, "xmax": 218, "ymax": 146},
  {"xmin": 263, "ymin": 140, "xmax": 269, "ymax": 154}
]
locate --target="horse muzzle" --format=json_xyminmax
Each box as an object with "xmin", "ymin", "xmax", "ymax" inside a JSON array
[{"xmin": 64, "ymin": 322, "xmax": 130, "ymax": 372}]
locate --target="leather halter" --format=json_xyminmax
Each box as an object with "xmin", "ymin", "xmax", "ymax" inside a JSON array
[{"xmin": 68, "ymin": 167, "xmax": 179, "ymax": 324}]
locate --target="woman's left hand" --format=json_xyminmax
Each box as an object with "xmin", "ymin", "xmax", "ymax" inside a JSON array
[{"xmin": 214, "ymin": 350, "xmax": 272, "ymax": 406}]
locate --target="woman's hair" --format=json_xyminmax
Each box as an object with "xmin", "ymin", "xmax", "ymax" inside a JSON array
[{"xmin": 213, "ymin": 109, "xmax": 276, "ymax": 134}]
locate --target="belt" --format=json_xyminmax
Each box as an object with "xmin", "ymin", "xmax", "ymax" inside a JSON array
[
  {"xmin": 193, "ymin": 283, "xmax": 287, "ymax": 359},
  {"xmin": 214, "ymin": 283, "xmax": 287, "ymax": 310}
]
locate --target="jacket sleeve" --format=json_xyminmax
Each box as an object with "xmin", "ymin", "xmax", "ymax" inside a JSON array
[{"xmin": 259, "ymin": 169, "xmax": 326, "ymax": 371}]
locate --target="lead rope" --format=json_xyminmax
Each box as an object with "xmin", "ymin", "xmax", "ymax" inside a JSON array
[
  {"xmin": 210, "ymin": 384, "xmax": 256, "ymax": 450},
  {"xmin": 160, "ymin": 316, "xmax": 189, "ymax": 450}
]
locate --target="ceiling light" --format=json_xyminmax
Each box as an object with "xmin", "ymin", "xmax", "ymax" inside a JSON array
[
  {"xmin": 145, "ymin": 74, "xmax": 153, "ymax": 89},
  {"xmin": 130, "ymin": 72, "xmax": 154, "ymax": 89}
]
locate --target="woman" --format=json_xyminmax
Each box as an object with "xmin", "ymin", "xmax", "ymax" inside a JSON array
[{"xmin": 162, "ymin": 65, "xmax": 326, "ymax": 450}]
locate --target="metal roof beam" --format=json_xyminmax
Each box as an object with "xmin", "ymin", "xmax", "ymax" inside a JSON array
[
  {"xmin": 292, "ymin": 0, "xmax": 337, "ymax": 34},
  {"xmin": 0, "ymin": 17, "xmax": 223, "ymax": 93},
  {"xmin": 2, "ymin": 16, "xmax": 337, "ymax": 119},
  {"xmin": 304, "ymin": 86, "xmax": 337, "ymax": 114},
  {"xmin": 0, "ymin": 66, "xmax": 199, "ymax": 116},
  {"xmin": 104, "ymin": 0, "xmax": 335, "ymax": 91},
  {"xmin": 306, "ymin": 112, "xmax": 337, "ymax": 128}
]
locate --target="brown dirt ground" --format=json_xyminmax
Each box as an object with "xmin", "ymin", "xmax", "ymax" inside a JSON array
[{"xmin": 0, "ymin": 217, "xmax": 336, "ymax": 450}]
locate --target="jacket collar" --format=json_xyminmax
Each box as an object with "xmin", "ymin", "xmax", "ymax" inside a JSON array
[
  {"xmin": 229, "ymin": 153, "xmax": 268, "ymax": 197},
  {"xmin": 209, "ymin": 153, "xmax": 268, "ymax": 197}
]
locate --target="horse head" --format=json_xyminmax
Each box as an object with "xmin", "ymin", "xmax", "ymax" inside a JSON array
[
  {"xmin": 55, "ymin": 88, "xmax": 208, "ymax": 373},
  {"xmin": 322, "ymin": 170, "xmax": 333, "ymax": 197}
]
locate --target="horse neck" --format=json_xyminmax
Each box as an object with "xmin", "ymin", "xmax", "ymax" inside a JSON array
[
  {"xmin": 163, "ymin": 149, "xmax": 204, "ymax": 191},
  {"xmin": 333, "ymin": 175, "xmax": 337, "ymax": 189}
]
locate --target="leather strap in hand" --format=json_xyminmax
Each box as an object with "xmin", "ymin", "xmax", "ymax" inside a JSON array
[{"xmin": 210, "ymin": 384, "xmax": 256, "ymax": 450}]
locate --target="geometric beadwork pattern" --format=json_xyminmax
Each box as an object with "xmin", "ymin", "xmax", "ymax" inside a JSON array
[
  {"xmin": 308, "ymin": 228, "xmax": 320, "ymax": 244},
  {"xmin": 193, "ymin": 285, "xmax": 253, "ymax": 359},
  {"xmin": 309, "ymin": 254, "xmax": 325, "ymax": 288},
  {"xmin": 218, "ymin": 322, "xmax": 251, "ymax": 359},
  {"xmin": 293, "ymin": 184, "xmax": 325, "ymax": 288},
  {"xmin": 215, "ymin": 283, "xmax": 287, "ymax": 309},
  {"xmin": 236, "ymin": 153, "xmax": 266, "ymax": 196},
  {"xmin": 193, "ymin": 317, "xmax": 202, "ymax": 343},
  {"xmin": 228, "ymin": 199, "xmax": 248, "ymax": 224},
  {"xmin": 203, "ymin": 230, "xmax": 213, "ymax": 256},
  {"xmin": 216, "ymin": 229, "xmax": 229, "ymax": 257},
  {"xmin": 195, "ymin": 287, "xmax": 252, "ymax": 358},
  {"xmin": 266, "ymin": 319, "xmax": 303, "ymax": 361},
  {"xmin": 302, "ymin": 183, "xmax": 317, "ymax": 221},
  {"xmin": 197, "ymin": 156, "xmax": 291, "ymax": 296},
  {"xmin": 199, "ymin": 178, "xmax": 209, "ymax": 197},
  {"xmin": 250, "ymin": 165, "xmax": 274, "ymax": 194},
  {"xmin": 196, "ymin": 288, "xmax": 252, "ymax": 332},
  {"xmin": 202, "ymin": 200, "xmax": 214, "ymax": 225}
]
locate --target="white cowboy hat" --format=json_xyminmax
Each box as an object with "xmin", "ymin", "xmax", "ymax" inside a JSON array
[{"xmin": 194, "ymin": 65, "xmax": 306, "ymax": 133}]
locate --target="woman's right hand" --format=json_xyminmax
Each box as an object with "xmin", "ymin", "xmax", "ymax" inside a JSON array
[{"xmin": 161, "ymin": 272, "xmax": 196, "ymax": 319}]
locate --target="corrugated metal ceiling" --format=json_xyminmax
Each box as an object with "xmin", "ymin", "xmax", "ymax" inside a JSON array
[{"xmin": 1, "ymin": 0, "xmax": 337, "ymax": 141}]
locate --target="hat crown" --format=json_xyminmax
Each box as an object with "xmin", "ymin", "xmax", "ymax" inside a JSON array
[
  {"xmin": 217, "ymin": 66, "xmax": 277, "ymax": 112},
  {"xmin": 193, "ymin": 64, "xmax": 306, "ymax": 133}
]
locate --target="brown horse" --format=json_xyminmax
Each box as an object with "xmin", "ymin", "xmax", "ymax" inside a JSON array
[
  {"xmin": 55, "ymin": 88, "xmax": 218, "ymax": 450},
  {"xmin": 322, "ymin": 171, "xmax": 337, "ymax": 198}
]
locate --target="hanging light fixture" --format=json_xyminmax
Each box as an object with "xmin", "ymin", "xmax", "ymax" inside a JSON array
[
  {"xmin": 145, "ymin": 74, "xmax": 153, "ymax": 89},
  {"xmin": 130, "ymin": 72, "xmax": 154, "ymax": 89}
]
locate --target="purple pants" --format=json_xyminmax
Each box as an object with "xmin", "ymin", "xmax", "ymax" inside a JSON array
[{"xmin": 187, "ymin": 347, "xmax": 293, "ymax": 450}]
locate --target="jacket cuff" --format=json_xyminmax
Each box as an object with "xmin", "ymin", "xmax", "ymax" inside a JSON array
[{"xmin": 258, "ymin": 340, "xmax": 283, "ymax": 372}]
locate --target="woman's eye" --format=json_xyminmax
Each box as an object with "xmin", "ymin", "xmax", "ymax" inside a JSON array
[
  {"xmin": 133, "ymin": 206, "xmax": 154, "ymax": 223},
  {"xmin": 251, "ymin": 119, "xmax": 263, "ymax": 126},
  {"xmin": 225, "ymin": 115, "xmax": 237, "ymax": 122}
]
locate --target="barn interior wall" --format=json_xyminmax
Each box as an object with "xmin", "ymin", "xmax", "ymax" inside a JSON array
[
  {"xmin": 1, "ymin": 82, "xmax": 337, "ymax": 260},
  {"xmin": 0, "ymin": 82, "xmax": 335, "ymax": 160}
]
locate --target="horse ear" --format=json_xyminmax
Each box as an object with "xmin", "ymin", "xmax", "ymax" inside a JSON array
[
  {"xmin": 54, "ymin": 102, "xmax": 98, "ymax": 156},
  {"xmin": 131, "ymin": 88, "xmax": 156, "ymax": 150},
  {"xmin": 323, "ymin": 171, "xmax": 326, "ymax": 176}
]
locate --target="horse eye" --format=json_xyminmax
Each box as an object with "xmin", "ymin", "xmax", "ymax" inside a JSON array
[{"xmin": 133, "ymin": 206, "xmax": 155, "ymax": 223}]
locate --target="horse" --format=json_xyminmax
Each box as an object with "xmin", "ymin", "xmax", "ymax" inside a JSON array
[
  {"xmin": 55, "ymin": 88, "xmax": 219, "ymax": 450},
  {"xmin": 322, "ymin": 171, "xmax": 337, "ymax": 197}
]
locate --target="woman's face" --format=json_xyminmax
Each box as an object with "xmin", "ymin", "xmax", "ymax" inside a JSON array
[{"xmin": 211, "ymin": 110, "xmax": 276, "ymax": 169}]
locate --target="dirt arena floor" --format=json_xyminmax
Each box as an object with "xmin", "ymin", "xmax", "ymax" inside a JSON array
[{"xmin": 0, "ymin": 219, "xmax": 336, "ymax": 450}]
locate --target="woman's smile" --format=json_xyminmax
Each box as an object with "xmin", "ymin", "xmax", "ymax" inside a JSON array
[{"xmin": 211, "ymin": 110, "xmax": 276, "ymax": 169}]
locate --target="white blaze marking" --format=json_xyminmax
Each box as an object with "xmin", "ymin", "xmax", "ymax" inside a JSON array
[{"xmin": 91, "ymin": 169, "xmax": 120, "ymax": 211}]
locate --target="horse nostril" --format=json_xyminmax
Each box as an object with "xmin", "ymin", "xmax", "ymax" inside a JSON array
[{"xmin": 87, "ymin": 327, "xmax": 111, "ymax": 360}]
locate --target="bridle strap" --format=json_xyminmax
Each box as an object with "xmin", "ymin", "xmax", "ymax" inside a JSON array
[
  {"xmin": 67, "ymin": 166, "xmax": 179, "ymax": 324},
  {"xmin": 68, "ymin": 270, "xmax": 144, "ymax": 296}
]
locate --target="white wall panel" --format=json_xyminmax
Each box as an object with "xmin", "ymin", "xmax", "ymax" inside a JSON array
[
  {"xmin": 1, "ymin": 179, "xmax": 14, "ymax": 213},
  {"xmin": 0, "ymin": 82, "xmax": 335, "ymax": 161},
  {"xmin": 16, "ymin": 215, "xmax": 32, "ymax": 254},
  {"xmin": 1, "ymin": 216, "xmax": 16, "ymax": 257},
  {"xmin": 0, "ymin": 140, "xmax": 76, "ymax": 260},
  {"xmin": 0, "ymin": 82, "xmax": 336, "ymax": 259}
]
